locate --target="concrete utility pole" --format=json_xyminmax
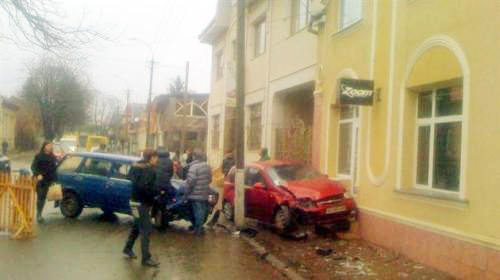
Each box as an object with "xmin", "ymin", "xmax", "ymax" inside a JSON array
[
  {"xmin": 235, "ymin": 0, "xmax": 246, "ymax": 226},
  {"xmin": 146, "ymin": 59, "xmax": 155, "ymax": 148},
  {"xmin": 130, "ymin": 38, "xmax": 155, "ymax": 148},
  {"xmin": 180, "ymin": 61, "xmax": 189, "ymax": 154}
]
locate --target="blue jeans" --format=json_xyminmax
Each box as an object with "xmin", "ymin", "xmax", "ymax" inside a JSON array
[{"xmin": 190, "ymin": 200, "xmax": 209, "ymax": 234}]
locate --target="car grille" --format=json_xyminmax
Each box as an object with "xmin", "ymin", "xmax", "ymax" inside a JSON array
[{"xmin": 317, "ymin": 194, "xmax": 344, "ymax": 206}]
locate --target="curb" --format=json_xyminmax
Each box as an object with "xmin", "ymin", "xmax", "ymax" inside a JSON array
[{"xmin": 218, "ymin": 223, "xmax": 305, "ymax": 280}]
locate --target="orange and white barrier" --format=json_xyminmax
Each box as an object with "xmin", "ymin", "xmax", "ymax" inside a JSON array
[{"xmin": 0, "ymin": 172, "xmax": 37, "ymax": 239}]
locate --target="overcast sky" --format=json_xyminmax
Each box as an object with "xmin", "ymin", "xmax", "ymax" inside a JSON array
[{"xmin": 0, "ymin": 0, "xmax": 216, "ymax": 104}]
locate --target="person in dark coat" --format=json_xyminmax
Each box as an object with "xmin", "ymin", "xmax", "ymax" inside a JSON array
[
  {"xmin": 222, "ymin": 150, "xmax": 235, "ymax": 176},
  {"xmin": 155, "ymin": 147, "xmax": 174, "ymax": 194},
  {"xmin": 31, "ymin": 141, "xmax": 58, "ymax": 223},
  {"xmin": 123, "ymin": 149, "xmax": 160, "ymax": 267}
]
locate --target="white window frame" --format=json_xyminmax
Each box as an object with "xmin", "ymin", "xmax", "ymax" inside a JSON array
[
  {"xmin": 338, "ymin": 0, "xmax": 363, "ymax": 31},
  {"xmin": 337, "ymin": 106, "xmax": 359, "ymax": 179},
  {"xmin": 254, "ymin": 16, "xmax": 266, "ymax": 57},
  {"xmin": 291, "ymin": 0, "xmax": 309, "ymax": 34},
  {"xmin": 413, "ymin": 87, "xmax": 463, "ymax": 194}
]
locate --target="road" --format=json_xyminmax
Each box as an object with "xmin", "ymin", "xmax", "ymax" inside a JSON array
[{"xmin": 0, "ymin": 154, "xmax": 285, "ymax": 280}]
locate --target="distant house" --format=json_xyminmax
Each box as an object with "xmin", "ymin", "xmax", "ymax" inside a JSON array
[
  {"xmin": 0, "ymin": 96, "xmax": 19, "ymax": 151},
  {"xmin": 151, "ymin": 93, "xmax": 209, "ymax": 155}
]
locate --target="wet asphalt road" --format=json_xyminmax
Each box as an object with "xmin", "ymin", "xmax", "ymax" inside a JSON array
[{"xmin": 0, "ymin": 155, "xmax": 285, "ymax": 280}]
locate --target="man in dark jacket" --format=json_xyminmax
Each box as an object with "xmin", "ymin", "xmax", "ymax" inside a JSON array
[
  {"xmin": 123, "ymin": 149, "xmax": 160, "ymax": 267},
  {"xmin": 155, "ymin": 147, "xmax": 175, "ymax": 197},
  {"xmin": 31, "ymin": 141, "xmax": 58, "ymax": 223},
  {"xmin": 185, "ymin": 149, "xmax": 212, "ymax": 235}
]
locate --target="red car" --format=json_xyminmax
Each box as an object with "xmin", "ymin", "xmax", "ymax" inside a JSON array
[{"xmin": 222, "ymin": 161, "xmax": 357, "ymax": 232}]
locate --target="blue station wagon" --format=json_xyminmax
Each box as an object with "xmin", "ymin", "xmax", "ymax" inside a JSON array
[{"xmin": 57, "ymin": 152, "xmax": 142, "ymax": 218}]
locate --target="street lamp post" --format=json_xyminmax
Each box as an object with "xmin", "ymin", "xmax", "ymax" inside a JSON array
[
  {"xmin": 130, "ymin": 38, "xmax": 155, "ymax": 148},
  {"xmin": 113, "ymin": 75, "xmax": 131, "ymax": 154}
]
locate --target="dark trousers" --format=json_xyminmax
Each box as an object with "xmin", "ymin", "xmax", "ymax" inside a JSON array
[
  {"xmin": 124, "ymin": 204, "xmax": 153, "ymax": 261},
  {"xmin": 36, "ymin": 180, "xmax": 51, "ymax": 218},
  {"xmin": 190, "ymin": 200, "xmax": 209, "ymax": 234}
]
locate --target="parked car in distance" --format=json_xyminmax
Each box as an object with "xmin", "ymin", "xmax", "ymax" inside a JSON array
[
  {"xmin": 52, "ymin": 143, "xmax": 66, "ymax": 161},
  {"xmin": 222, "ymin": 161, "xmax": 357, "ymax": 233},
  {"xmin": 0, "ymin": 155, "xmax": 11, "ymax": 173}
]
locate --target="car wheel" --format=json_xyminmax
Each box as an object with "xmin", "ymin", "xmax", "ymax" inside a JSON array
[
  {"xmin": 222, "ymin": 201, "xmax": 234, "ymax": 222},
  {"xmin": 61, "ymin": 191, "xmax": 83, "ymax": 218},
  {"xmin": 274, "ymin": 205, "xmax": 296, "ymax": 233}
]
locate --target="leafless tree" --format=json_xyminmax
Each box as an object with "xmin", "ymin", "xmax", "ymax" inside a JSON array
[
  {"xmin": 89, "ymin": 91, "xmax": 122, "ymax": 135},
  {"xmin": 0, "ymin": 0, "xmax": 109, "ymax": 51},
  {"xmin": 21, "ymin": 57, "xmax": 91, "ymax": 140}
]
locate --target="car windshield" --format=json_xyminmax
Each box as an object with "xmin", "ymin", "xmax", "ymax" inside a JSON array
[{"xmin": 268, "ymin": 164, "xmax": 322, "ymax": 185}]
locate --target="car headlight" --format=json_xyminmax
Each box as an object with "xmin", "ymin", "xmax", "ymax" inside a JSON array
[
  {"xmin": 297, "ymin": 198, "xmax": 316, "ymax": 208},
  {"xmin": 344, "ymin": 192, "xmax": 353, "ymax": 199}
]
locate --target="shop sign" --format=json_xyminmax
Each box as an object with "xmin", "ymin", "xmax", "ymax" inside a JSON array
[{"xmin": 338, "ymin": 78, "xmax": 374, "ymax": 105}]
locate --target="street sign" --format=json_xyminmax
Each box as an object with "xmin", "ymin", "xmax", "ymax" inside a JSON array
[{"xmin": 338, "ymin": 78, "xmax": 374, "ymax": 106}]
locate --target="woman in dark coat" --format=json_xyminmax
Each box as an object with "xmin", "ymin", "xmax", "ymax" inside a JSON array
[{"xmin": 31, "ymin": 141, "xmax": 58, "ymax": 223}]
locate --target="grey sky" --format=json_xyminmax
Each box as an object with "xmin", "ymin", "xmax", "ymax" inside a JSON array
[{"xmin": 0, "ymin": 0, "xmax": 216, "ymax": 104}]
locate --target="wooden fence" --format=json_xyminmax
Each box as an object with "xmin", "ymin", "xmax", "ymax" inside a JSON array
[{"xmin": 0, "ymin": 172, "xmax": 37, "ymax": 239}]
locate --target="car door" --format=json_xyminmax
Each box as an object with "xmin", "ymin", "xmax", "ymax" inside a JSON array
[
  {"xmin": 108, "ymin": 162, "xmax": 133, "ymax": 213},
  {"xmin": 57, "ymin": 155, "xmax": 86, "ymax": 195},
  {"xmin": 79, "ymin": 157, "xmax": 113, "ymax": 208},
  {"xmin": 244, "ymin": 167, "xmax": 273, "ymax": 222}
]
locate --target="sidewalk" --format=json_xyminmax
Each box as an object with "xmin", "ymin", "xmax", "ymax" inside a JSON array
[{"xmin": 220, "ymin": 217, "xmax": 456, "ymax": 280}]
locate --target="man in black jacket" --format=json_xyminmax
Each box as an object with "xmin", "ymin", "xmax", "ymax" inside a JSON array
[
  {"xmin": 155, "ymin": 147, "xmax": 175, "ymax": 199},
  {"xmin": 123, "ymin": 149, "xmax": 160, "ymax": 267}
]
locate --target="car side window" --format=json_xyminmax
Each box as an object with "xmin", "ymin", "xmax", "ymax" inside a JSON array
[
  {"xmin": 80, "ymin": 158, "xmax": 112, "ymax": 177},
  {"xmin": 58, "ymin": 156, "xmax": 84, "ymax": 173},
  {"xmin": 110, "ymin": 163, "xmax": 131, "ymax": 180},
  {"xmin": 244, "ymin": 168, "xmax": 265, "ymax": 187}
]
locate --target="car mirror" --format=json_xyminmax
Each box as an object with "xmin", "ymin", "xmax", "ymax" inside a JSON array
[{"xmin": 254, "ymin": 182, "xmax": 265, "ymax": 189}]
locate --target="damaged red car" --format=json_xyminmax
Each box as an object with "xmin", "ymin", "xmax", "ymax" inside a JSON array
[{"xmin": 222, "ymin": 160, "xmax": 357, "ymax": 232}]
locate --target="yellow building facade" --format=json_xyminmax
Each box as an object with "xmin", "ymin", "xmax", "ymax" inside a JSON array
[
  {"xmin": 200, "ymin": 0, "xmax": 323, "ymax": 168},
  {"xmin": 0, "ymin": 96, "xmax": 18, "ymax": 152},
  {"xmin": 314, "ymin": 0, "xmax": 500, "ymax": 278}
]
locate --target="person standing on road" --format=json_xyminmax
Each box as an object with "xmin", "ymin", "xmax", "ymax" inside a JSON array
[
  {"xmin": 155, "ymin": 147, "xmax": 175, "ymax": 207},
  {"xmin": 123, "ymin": 149, "xmax": 160, "ymax": 267},
  {"xmin": 184, "ymin": 150, "xmax": 212, "ymax": 235},
  {"xmin": 222, "ymin": 149, "xmax": 235, "ymax": 176},
  {"xmin": 31, "ymin": 141, "xmax": 58, "ymax": 223},
  {"xmin": 259, "ymin": 147, "xmax": 271, "ymax": 161},
  {"xmin": 2, "ymin": 139, "xmax": 8, "ymax": 156}
]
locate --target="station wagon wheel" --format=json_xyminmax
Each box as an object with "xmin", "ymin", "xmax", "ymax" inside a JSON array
[
  {"xmin": 60, "ymin": 191, "xmax": 83, "ymax": 218},
  {"xmin": 274, "ymin": 205, "xmax": 295, "ymax": 233},
  {"xmin": 222, "ymin": 201, "xmax": 234, "ymax": 222}
]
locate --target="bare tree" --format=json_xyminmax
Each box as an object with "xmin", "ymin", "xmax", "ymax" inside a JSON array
[
  {"xmin": 88, "ymin": 91, "xmax": 122, "ymax": 135},
  {"xmin": 0, "ymin": 0, "xmax": 109, "ymax": 51},
  {"xmin": 21, "ymin": 57, "xmax": 91, "ymax": 140},
  {"xmin": 169, "ymin": 76, "xmax": 185, "ymax": 95}
]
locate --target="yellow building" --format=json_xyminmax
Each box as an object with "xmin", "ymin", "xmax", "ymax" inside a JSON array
[
  {"xmin": 0, "ymin": 96, "xmax": 18, "ymax": 152},
  {"xmin": 313, "ymin": 0, "xmax": 500, "ymax": 278},
  {"xmin": 200, "ymin": 0, "xmax": 323, "ymax": 168}
]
